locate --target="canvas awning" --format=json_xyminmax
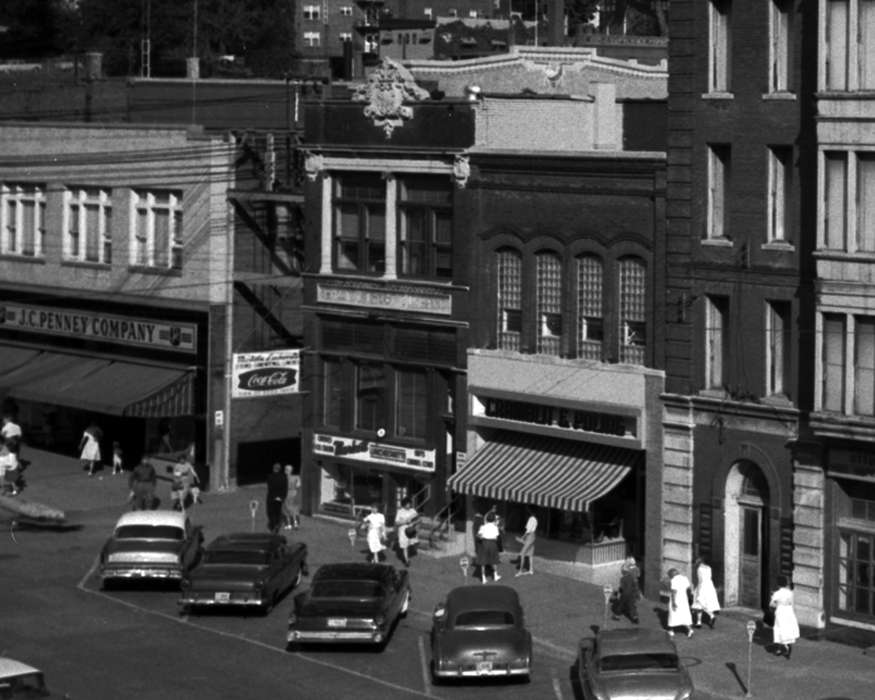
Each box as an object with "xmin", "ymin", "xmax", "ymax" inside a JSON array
[{"xmin": 447, "ymin": 432, "xmax": 641, "ymax": 512}]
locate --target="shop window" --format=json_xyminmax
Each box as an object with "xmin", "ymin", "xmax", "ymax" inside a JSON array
[
  {"xmin": 0, "ymin": 182, "xmax": 45, "ymax": 257},
  {"xmin": 322, "ymin": 358, "xmax": 344, "ymax": 428},
  {"xmin": 838, "ymin": 530, "xmax": 875, "ymax": 616},
  {"xmin": 618, "ymin": 256, "xmax": 646, "ymax": 364},
  {"xmin": 767, "ymin": 146, "xmax": 793, "ymax": 243},
  {"xmin": 355, "ymin": 362, "xmax": 386, "ymax": 432},
  {"xmin": 398, "ymin": 176, "xmax": 453, "ymax": 279},
  {"xmin": 708, "ymin": 0, "xmax": 732, "ymax": 93},
  {"xmin": 822, "ymin": 313, "xmax": 846, "ymax": 412},
  {"xmin": 536, "ymin": 251, "xmax": 562, "ymax": 355},
  {"xmin": 769, "ymin": 1, "xmax": 793, "ymax": 93},
  {"xmin": 333, "ymin": 174, "xmax": 385, "ymax": 274},
  {"xmin": 395, "ymin": 368, "xmax": 427, "ymax": 439},
  {"xmin": 496, "ymin": 247, "xmax": 522, "ymax": 351},
  {"xmin": 64, "ymin": 186, "xmax": 112, "ymax": 264},
  {"xmin": 576, "ymin": 255, "xmax": 604, "ymax": 360},
  {"xmin": 766, "ymin": 300, "xmax": 792, "ymax": 398},
  {"xmin": 707, "ymin": 144, "xmax": 731, "ymax": 240},
  {"xmin": 130, "ymin": 189, "xmax": 182, "ymax": 270},
  {"xmin": 706, "ymin": 295, "xmax": 730, "ymax": 390}
]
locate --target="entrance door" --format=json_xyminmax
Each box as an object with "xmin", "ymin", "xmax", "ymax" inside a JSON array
[{"xmin": 739, "ymin": 504, "xmax": 763, "ymax": 608}]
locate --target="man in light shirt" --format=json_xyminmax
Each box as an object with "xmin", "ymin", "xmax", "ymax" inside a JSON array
[{"xmin": 516, "ymin": 507, "xmax": 537, "ymax": 576}]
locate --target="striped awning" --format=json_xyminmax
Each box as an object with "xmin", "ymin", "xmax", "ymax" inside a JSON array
[{"xmin": 447, "ymin": 432, "xmax": 641, "ymax": 512}]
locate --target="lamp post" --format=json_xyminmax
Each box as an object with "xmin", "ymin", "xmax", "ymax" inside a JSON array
[
  {"xmin": 602, "ymin": 583, "xmax": 614, "ymax": 628},
  {"xmin": 745, "ymin": 619, "xmax": 757, "ymax": 697}
]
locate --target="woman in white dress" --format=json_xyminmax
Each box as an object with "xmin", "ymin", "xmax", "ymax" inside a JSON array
[
  {"xmin": 666, "ymin": 567, "xmax": 694, "ymax": 638},
  {"xmin": 769, "ymin": 575, "xmax": 800, "ymax": 659},
  {"xmin": 78, "ymin": 423, "xmax": 102, "ymax": 477},
  {"xmin": 362, "ymin": 504, "xmax": 386, "ymax": 563},
  {"xmin": 692, "ymin": 557, "xmax": 721, "ymax": 628},
  {"xmin": 393, "ymin": 498, "xmax": 419, "ymax": 567}
]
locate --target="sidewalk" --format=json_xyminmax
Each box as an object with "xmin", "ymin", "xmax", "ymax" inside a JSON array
[{"xmin": 17, "ymin": 447, "xmax": 875, "ymax": 700}]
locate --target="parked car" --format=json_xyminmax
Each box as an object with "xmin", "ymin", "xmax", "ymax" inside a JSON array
[
  {"xmin": 577, "ymin": 628, "xmax": 694, "ymax": 700},
  {"xmin": 430, "ymin": 584, "xmax": 532, "ymax": 683},
  {"xmin": 286, "ymin": 562, "xmax": 410, "ymax": 647},
  {"xmin": 179, "ymin": 532, "xmax": 308, "ymax": 614},
  {"xmin": 0, "ymin": 657, "xmax": 52, "ymax": 698},
  {"xmin": 99, "ymin": 510, "xmax": 204, "ymax": 587}
]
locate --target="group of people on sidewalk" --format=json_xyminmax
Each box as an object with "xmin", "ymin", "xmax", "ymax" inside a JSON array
[
  {"xmin": 359, "ymin": 500, "xmax": 420, "ymax": 567},
  {"xmin": 265, "ymin": 462, "xmax": 302, "ymax": 534},
  {"xmin": 471, "ymin": 505, "xmax": 537, "ymax": 583}
]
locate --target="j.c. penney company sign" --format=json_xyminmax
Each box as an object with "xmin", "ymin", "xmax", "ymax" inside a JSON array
[
  {"xmin": 0, "ymin": 302, "xmax": 197, "ymax": 353},
  {"xmin": 232, "ymin": 349, "xmax": 300, "ymax": 398}
]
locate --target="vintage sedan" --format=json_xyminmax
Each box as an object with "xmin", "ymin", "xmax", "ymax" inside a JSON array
[
  {"xmin": 430, "ymin": 585, "xmax": 532, "ymax": 682},
  {"xmin": 179, "ymin": 533, "xmax": 308, "ymax": 614},
  {"xmin": 577, "ymin": 628, "xmax": 694, "ymax": 700},
  {"xmin": 286, "ymin": 563, "xmax": 410, "ymax": 647},
  {"xmin": 0, "ymin": 657, "xmax": 53, "ymax": 698},
  {"xmin": 99, "ymin": 510, "xmax": 204, "ymax": 587}
]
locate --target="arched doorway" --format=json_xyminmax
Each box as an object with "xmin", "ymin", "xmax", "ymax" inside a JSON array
[{"xmin": 724, "ymin": 460, "xmax": 770, "ymax": 608}]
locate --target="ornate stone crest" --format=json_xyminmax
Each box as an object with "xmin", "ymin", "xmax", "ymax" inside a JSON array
[
  {"xmin": 352, "ymin": 57, "xmax": 431, "ymax": 139},
  {"xmin": 452, "ymin": 155, "xmax": 470, "ymax": 189},
  {"xmin": 303, "ymin": 151, "xmax": 324, "ymax": 182}
]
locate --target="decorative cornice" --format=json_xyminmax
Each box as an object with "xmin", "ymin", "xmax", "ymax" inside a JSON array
[{"xmin": 351, "ymin": 57, "xmax": 430, "ymax": 139}]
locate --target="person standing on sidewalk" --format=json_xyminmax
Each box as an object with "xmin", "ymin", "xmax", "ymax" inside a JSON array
[
  {"xmin": 692, "ymin": 557, "xmax": 721, "ymax": 629},
  {"xmin": 282, "ymin": 465, "xmax": 301, "ymax": 530},
  {"xmin": 128, "ymin": 459, "xmax": 157, "ymax": 510},
  {"xmin": 769, "ymin": 575, "xmax": 800, "ymax": 659},
  {"xmin": 362, "ymin": 503, "xmax": 387, "ymax": 563},
  {"xmin": 78, "ymin": 422, "xmax": 102, "ymax": 476},
  {"xmin": 615, "ymin": 556, "xmax": 641, "ymax": 623},
  {"xmin": 266, "ymin": 462, "xmax": 287, "ymax": 534},
  {"xmin": 393, "ymin": 497, "xmax": 419, "ymax": 567},
  {"xmin": 666, "ymin": 567, "xmax": 694, "ymax": 638},
  {"xmin": 1, "ymin": 414, "xmax": 22, "ymax": 455},
  {"xmin": 477, "ymin": 511, "xmax": 502, "ymax": 584},
  {"xmin": 515, "ymin": 507, "xmax": 537, "ymax": 576}
]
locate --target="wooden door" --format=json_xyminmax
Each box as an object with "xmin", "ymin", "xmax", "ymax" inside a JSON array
[{"xmin": 740, "ymin": 505, "xmax": 762, "ymax": 608}]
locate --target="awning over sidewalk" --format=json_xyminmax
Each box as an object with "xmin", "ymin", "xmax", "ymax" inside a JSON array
[
  {"xmin": 0, "ymin": 347, "xmax": 195, "ymax": 418},
  {"xmin": 447, "ymin": 432, "xmax": 641, "ymax": 512}
]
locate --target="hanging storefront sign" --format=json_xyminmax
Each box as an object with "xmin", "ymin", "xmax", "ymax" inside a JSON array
[
  {"xmin": 313, "ymin": 432, "xmax": 436, "ymax": 473},
  {"xmin": 232, "ymin": 349, "xmax": 300, "ymax": 398}
]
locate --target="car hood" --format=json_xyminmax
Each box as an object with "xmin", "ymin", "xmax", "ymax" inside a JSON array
[
  {"xmin": 436, "ymin": 628, "xmax": 530, "ymax": 660},
  {"xmin": 297, "ymin": 598, "xmax": 385, "ymax": 619},
  {"xmin": 596, "ymin": 670, "xmax": 691, "ymax": 700},
  {"xmin": 105, "ymin": 539, "xmax": 186, "ymax": 556}
]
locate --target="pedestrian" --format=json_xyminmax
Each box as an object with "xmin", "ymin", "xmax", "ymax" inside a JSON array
[
  {"xmin": 488, "ymin": 504, "xmax": 505, "ymax": 554},
  {"xmin": 393, "ymin": 497, "xmax": 420, "ymax": 567},
  {"xmin": 477, "ymin": 511, "xmax": 502, "ymax": 583},
  {"xmin": 266, "ymin": 462, "xmax": 288, "ymax": 534},
  {"xmin": 472, "ymin": 504, "xmax": 486, "ymax": 580},
  {"xmin": 128, "ymin": 459, "xmax": 157, "ymax": 510},
  {"xmin": 1, "ymin": 414, "xmax": 22, "ymax": 455},
  {"xmin": 282, "ymin": 465, "xmax": 301, "ymax": 530},
  {"xmin": 692, "ymin": 556, "xmax": 721, "ymax": 629},
  {"xmin": 769, "ymin": 575, "xmax": 800, "ymax": 658},
  {"xmin": 78, "ymin": 422, "xmax": 102, "ymax": 476},
  {"xmin": 0, "ymin": 439, "xmax": 20, "ymax": 495},
  {"xmin": 170, "ymin": 456, "xmax": 199, "ymax": 511},
  {"xmin": 362, "ymin": 503, "xmax": 387, "ymax": 563},
  {"xmin": 515, "ymin": 506, "xmax": 537, "ymax": 576},
  {"xmin": 615, "ymin": 556, "xmax": 642, "ymax": 623},
  {"xmin": 666, "ymin": 567, "xmax": 694, "ymax": 638},
  {"xmin": 111, "ymin": 441, "xmax": 124, "ymax": 475}
]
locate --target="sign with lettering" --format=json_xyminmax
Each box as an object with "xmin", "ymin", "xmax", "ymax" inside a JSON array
[
  {"xmin": 232, "ymin": 349, "xmax": 300, "ymax": 398},
  {"xmin": 317, "ymin": 281, "xmax": 452, "ymax": 316},
  {"xmin": 0, "ymin": 302, "xmax": 197, "ymax": 353},
  {"xmin": 313, "ymin": 432, "xmax": 435, "ymax": 473}
]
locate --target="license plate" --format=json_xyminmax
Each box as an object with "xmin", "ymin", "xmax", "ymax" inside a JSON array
[
  {"xmin": 476, "ymin": 661, "xmax": 493, "ymax": 674},
  {"xmin": 327, "ymin": 618, "xmax": 347, "ymax": 628},
  {"xmin": 214, "ymin": 592, "xmax": 230, "ymax": 603}
]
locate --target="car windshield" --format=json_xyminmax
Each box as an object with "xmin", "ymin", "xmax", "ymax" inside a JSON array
[
  {"xmin": 115, "ymin": 525, "xmax": 184, "ymax": 540},
  {"xmin": 453, "ymin": 610, "xmax": 515, "ymax": 628},
  {"xmin": 311, "ymin": 580, "xmax": 384, "ymax": 599},
  {"xmin": 204, "ymin": 550, "xmax": 269, "ymax": 565},
  {"xmin": 0, "ymin": 671, "xmax": 48, "ymax": 698},
  {"xmin": 599, "ymin": 653, "xmax": 680, "ymax": 672}
]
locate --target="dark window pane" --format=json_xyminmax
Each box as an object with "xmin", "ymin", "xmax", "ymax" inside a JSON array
[
  {"xmin": 396, "ymin": 369, "xmax": 427, "ymax": 439},
  {"xmin": 742, "ymin": 509, "xmax": 759, "ymax": 556},
  {"xmin": 356, "ymin": 363, "xmax": 386, "ymax": 431},
  {"xmin": 323, "ymin": 359, "xmax": 343, "ymax": 428}
]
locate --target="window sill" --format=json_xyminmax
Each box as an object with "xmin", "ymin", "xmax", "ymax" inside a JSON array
[
  {"xmin": 761, "ymin": 241, "xmax": 795, "ymax": 252},
  {"xmin": 701, "ymin": 91, "xmax": 734, "ymax": 100},
  {"xmin": 813, "ymin": 249, "xmax": 875, "ymax": 261},
  {"xmin": 127, "ymin": 265, "xmax": 183, "ymax": 276},
  {"xmin": 700, "ymin": 238, "xmax": 733, "ymax": 248},
  {"xmin": 0, "ymin": 253, "xmax": 45, "ymax": 264},
  {"xmin": 760, "ymin": 394, "xmax": 793, "ymax": 408},
  {"xmin": 761, "ymin": 92, "xmax": 796, "ymax": 101},
  {"xmin": 61, "ymin": 259, "xmax": 111, "ymax": 270},
  {"xmin": 698, "ymin": 388, "xmax": 729, "ymax": 400}
]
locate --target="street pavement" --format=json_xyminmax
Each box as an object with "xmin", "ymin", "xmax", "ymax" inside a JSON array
[{"xmin": 9, "ymin": 447, "xmax": 875, "ymax": 700}]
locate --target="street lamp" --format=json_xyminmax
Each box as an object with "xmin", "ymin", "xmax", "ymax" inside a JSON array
[
  {"xmin": 602, "ymin": 583, "xmax": 614, "ymax": 628},
  {"xmin": 745, "ymin": 619, "xmax": 757, "ymax": 697}
]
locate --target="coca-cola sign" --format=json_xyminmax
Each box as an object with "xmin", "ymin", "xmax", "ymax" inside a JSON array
[{"xmin": 232, "ymin": 349, "xmax": 300, "ymax": 398}]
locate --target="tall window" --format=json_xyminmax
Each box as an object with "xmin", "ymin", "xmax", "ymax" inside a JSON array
[
  {"xmin": 536, "ymin": 251, "xmax": 563, "ymax": 355},
  {"xmin": 822, "ymin": 151, "xmax": 875, "ymax": 252},
  {"xmin": 131, "ymin": 190, "xmax": 182, "ymax": 269},
  {"xmin": 496, "ymin": 248, "xmax": 522, "ymax": 351},
  {"xmin": 398, "ymin": 176, "xmax": 452, "ymax": 279},
  {"xmin": 827, "ymin": 0, "xmax": 850, "ymax": 90},
  {"xmin": 707, "ymin": 144, "xmax": 731, "ymax": 240},
  {"xmin": 0, "ymin": 183, "xmax": 45, "ymax": 257},
  {"xmin": 322, "ymin": 358, "xmax": 343, "ymax": 428},
  {"xmin": 709, "ymin": 0, "xmax": 732, "ymax": 92},
  {"xmin": 333, "ymin": 174, "xmax": 385, "ymax": 274},
  {"xmin": 824, "ymin": 151, "xmax": 849, "ymax": 249},
  {"xmin": 355, "ymin": 362, "xmax": 386, "ymax": 431},
  {"xmin": 826, "ymin": 0, "xmax": 875, "ymax": 90},
  {"xmin": 619, "ymin": 257, "xmax": 646, "ymax": 364},
  {"xmin": 303, "ymin": 32, "xmax": 321, "ymax": 47},
  {"xmin": 395, "ymin": 368, "xmax": 427, "ymax": 439},
  {"xmin": 858, "ymin": 154, "xmax": 875, "ymax": 251},
  {"xmin": 766, "ymin": 301, "xmax": 792, "ymax": 397},
  {"xmin": 862, "ymin": 0, "xmax": 875, "ymax": 89},
  {"xmin": 65, "ymin": 187, "xmax": 112, "ymax": 264},
  {"xmin": 576, "ymin": 255, "xmax": 604, "ymax": 360},
  {"xmin": 769, "ymin": 1, "xmax": 793, "ymax": 92},
  {"xmin": 822, "ymin": 314, "xmax": 846, "ymax": 412},
  {"xmin": 706, "ymin": 296, "xmax": 730, "ymax": 390},
  {"xmin": 303, "ymin": 5, "xmax": 320, "ymax": 20},
  {"xmin": 855, "ymin": 317, "xmax": 875, "ymax": 416},
  {"xmin": 768, "ymin": 146, "xmax": 793, "ymax": 243},
  {"xmin": 838, "ymin": 530, "xmax": 875, "ymax": 616}
]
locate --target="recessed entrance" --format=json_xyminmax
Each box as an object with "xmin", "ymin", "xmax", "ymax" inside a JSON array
[{"xmin": 724, "ymin": 460, "xmax": 769, "ymax": 608}]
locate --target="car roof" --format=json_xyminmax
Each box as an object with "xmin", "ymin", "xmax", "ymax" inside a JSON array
[
  {"xmin": 312, "ymin": 563, "xmax": 396, "ymax": 582},
  {"xmin": 445, "ymin": 584, "xmax": 521, "ymax": 612},
  {"xmin": 0, "ymin": 657, "xmax": 41, "ymax": 678},
  {"xmin": 114, "ymin": 510, "xmax": 187, "ymax": 528},
  {"xmin": 206, "ymin": 533, "xmax": 284, "ymax": 550},
  {"xmin": 596, "ymin": 628, "xmax": 678, "ymax": 656}
]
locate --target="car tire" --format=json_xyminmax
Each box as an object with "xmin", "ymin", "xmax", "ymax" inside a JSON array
[{"xmin": 400, "ymin": 590, "xmax": 410, "ymax": 616}]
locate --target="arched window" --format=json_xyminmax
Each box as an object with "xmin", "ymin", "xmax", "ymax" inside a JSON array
[
  {"xmin": 618, "ymin": 256, "xmax": 647, "ymax": 364},
  {"xmin": 536, "ymin": 251, "xmax": 563, "ymax": 354},
  {"xmin": 576, "ymin": 254, "xmax": 603, "ymax": 360},
  {"xmin": 496, "ymin": 247, "xmax": 522, "ymax": 351}
]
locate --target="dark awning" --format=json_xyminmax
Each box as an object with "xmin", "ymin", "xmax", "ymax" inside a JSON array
[
  {"xmin": 0, "ymin": 348, "xmax": 195, "ymax": 418},
  {"xmin": 447, "ymin": 432, "xmax": 641, "ymax": 512}
]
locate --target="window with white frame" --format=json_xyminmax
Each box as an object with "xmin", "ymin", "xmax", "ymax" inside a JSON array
[
  {"xmin": 766, "ymin": 300, "xmax": 791, "ymax": 397},
  {"xmin": 821, "ymin": 313, "xmax": 846, "ymax": 412},
  {"xmin": 576, "ymin": 254, "xmax": 604, "ymax": 360},
  {"xmin": 768, "ymin": 146, "xmax": 793, "ymax": 243},
  {"xmin": 340, "ymin": 6, "xmax": 353, "ymax": 16},
  {"xmin": 303, "ymin": 5, "xmax": 320, "ymax": 20},
  {"xmin": 619, "ymin": 256, "xmax": 646, "ymax": 364},
  {"xmin": 706, "ymin": 295, "xmax": 730, "ymax": 390},
  {"xmin": 855, "ymin": 316, "xmax": 875, "ymax": 415},
  {"xmin": 824, "ymin": 151, "xmax": 848, "ymax": 249},
  {"xmin": 536, "ymin": 251, "xmax": 563, "ymax": 355},
  {"xmin": 825, "ymin": 0, "xmax": 875, "ymax": 91},
  {"xmin": 0, "ymin": 183, "xmax": 45, "ymax": 257},
  {"xmin": 333, "ymin": 173, "xmax": 385, "ymax": 274},
  {"xmin": 496, "ymin": 247, "xmax": 522, "ymax": 351},
  {"xmin": 769, "ymin": 1, "xmax": 793, "ymax": 92},
  {"xmin": 707, "ymin": 144, "xmax": 731, "ymax": 240},
  {"xmin": 858, "ymin": 154, "xmax": 875, "ymax": 251},
  {"xmin": 708, "ymin": 0, "xmax": 732, "ymax": 93},
  {"xmin": 424, "ymin": 7, "xmax": 433, "ymax": 18},
  {"xmin": 822, "ymin": 150, "xmax": 875, "ymax": 252},
  {"xmin": 130, "ymin": 190, "xmax": 183, "ymax": 270},
  {"xmin": 304, "ymin": 32, "xmax": 321, "ymax": 48},
  {"xmin": 339, "ymin": 32, "xmax": 353, "ymax": 42},
  {"xmin": 397, "ymin": 175, "xmax": 452, "ymax": 279},
  {"xmin": 64, "ymin": 187, "xmax": 112, "ymax": 264}
]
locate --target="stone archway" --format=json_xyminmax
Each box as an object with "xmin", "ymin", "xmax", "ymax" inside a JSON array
[{"xmin": 723, "ymin": 460, "xmax": 770, "ymax": 607}]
